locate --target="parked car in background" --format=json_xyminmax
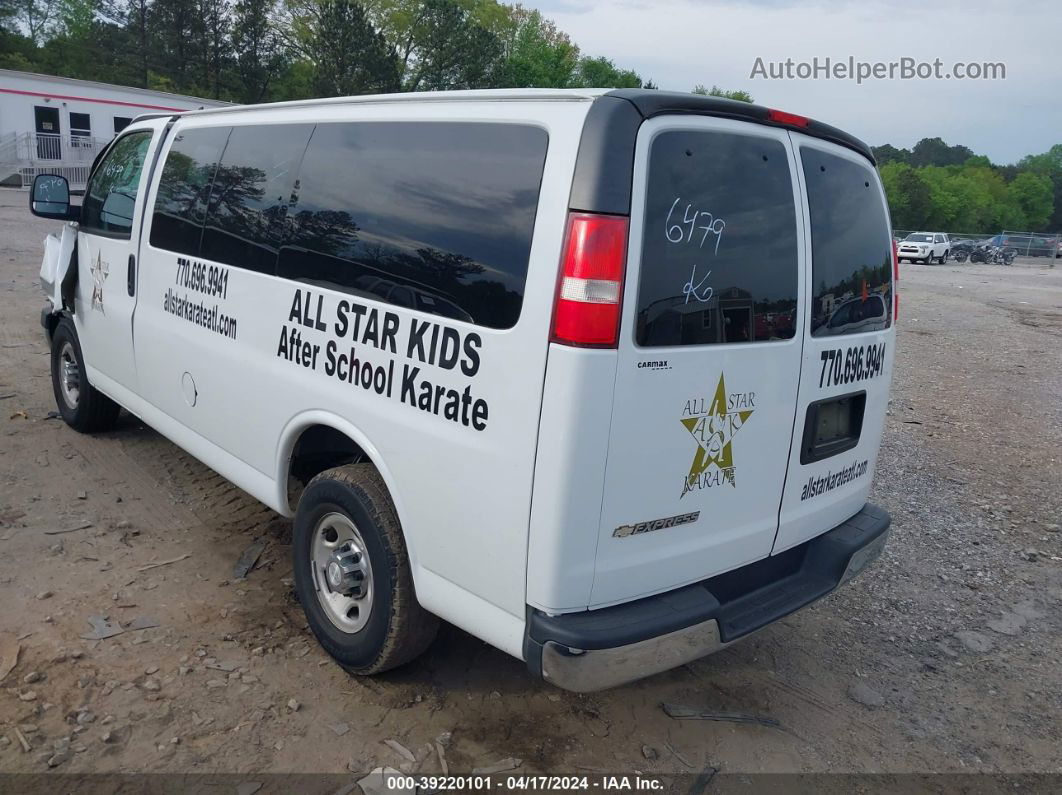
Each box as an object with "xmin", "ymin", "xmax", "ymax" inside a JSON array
[{"xmin": 897, "ymin": 232, "xmax": 949, "ymax": 264}]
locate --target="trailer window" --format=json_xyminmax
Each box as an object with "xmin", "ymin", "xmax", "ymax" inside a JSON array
[
  {"xmin": 802, "ymin": 147, "xmax": 893, "ymax": 337},
  {"xmin": 635, "ymin": 129, "xmax": 799, "ymax": 347},
  {"xmin": 277, "ymin": 122, "xmax": 548, "ymax": 329}
]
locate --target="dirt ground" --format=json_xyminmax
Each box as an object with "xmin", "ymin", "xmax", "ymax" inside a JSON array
[{"xmin": 1, "ymin": 187, "xmax": 1060, "ymax": 784}]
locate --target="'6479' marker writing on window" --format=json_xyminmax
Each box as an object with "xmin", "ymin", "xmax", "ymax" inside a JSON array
[{"xmin": 665, "ymin": 197, "xmax": 726, "ymax": 304}]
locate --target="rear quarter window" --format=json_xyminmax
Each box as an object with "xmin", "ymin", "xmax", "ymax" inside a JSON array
[
  {"xmin": 801, "ymin": 147, "xmax": 893, "ymax": 337},
  {"xmin": 635, "ymin": 129, "xmax": 799, "ymax": 347}
]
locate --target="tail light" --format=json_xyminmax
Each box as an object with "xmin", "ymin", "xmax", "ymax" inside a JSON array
[
  {"xmin": 892, "ymin": 238, "xmax": 899, "ymax": 322},
  {"xmin": 551, "ymin": 212, "xmax": 629, "ymax": 347},
  {"xmin": 767, "ymin": 108, "xmax": 810, "ymax": 128}
]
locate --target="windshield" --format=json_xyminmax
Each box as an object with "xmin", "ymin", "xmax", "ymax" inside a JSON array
[{"xmin": 904, "ymin": 234, "xmax": 933, "ymax": 243}]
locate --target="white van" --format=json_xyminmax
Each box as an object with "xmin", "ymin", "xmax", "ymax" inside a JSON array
[{"xmin": 31, "ymin": 89, "xmax": 896, "ymax": 691}]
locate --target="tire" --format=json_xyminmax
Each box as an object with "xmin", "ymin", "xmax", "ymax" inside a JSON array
[
  {"xmin": 939, "ymin": 250, "xmax": 949, "ymax": 264},
  {"xmin": 293, "ymin": 463, "xmax": 439, "ymax": 674},
  {"xmin": 50, "ymin": 317, "xmax": 121, "ymax": 433}
]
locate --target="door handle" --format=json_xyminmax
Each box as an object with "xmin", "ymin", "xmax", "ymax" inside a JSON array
[{"xmin": 127, "ymin": 254, "xmax": 135, "ymax": 296}]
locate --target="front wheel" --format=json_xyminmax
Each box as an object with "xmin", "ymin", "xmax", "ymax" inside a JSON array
[
  {"xmin": 50, "ymin": 317, "xmax": 121, "ymax": 433},
  {"xmin": 293, "ymin": 463, "xmax": 439, "ymax": 674}
]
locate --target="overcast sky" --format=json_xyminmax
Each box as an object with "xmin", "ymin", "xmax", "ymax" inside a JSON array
[{"xmin": 533, "ymin": 0, "xmax": 1060, "ymax": 164}]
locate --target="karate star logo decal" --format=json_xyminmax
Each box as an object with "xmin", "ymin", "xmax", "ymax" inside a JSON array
[
  {"xmin": 680, "ymin": 373, "xmax": 754, "ymax": 497},
  {"xmin": 90, "ymin": 250, "xmax": 108, "ymax": 314}
]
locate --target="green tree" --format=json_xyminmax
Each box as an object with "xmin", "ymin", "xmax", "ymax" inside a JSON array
[
  {"xmin": 880, "ymin": 162, "xmax": 932, "ymax": 230},
  {"xmin": 908, "ymin": 137, "xmax": 975, "ymax": 168},
  {"xmin": 1019, "ymin": 144, "xmax": 1062, "ymax": 230},
  {"xmin": 692, "ymin": 84, "xmax": 753, "ymax": 102},
  {"xmin": 56, "ymin": 0, "xmax": 94, "ymax": 37},
  {"xmin": 402, "ymin": 0, "xmax": 502, "ymax": 90},
  {"xmin": 149, "ymin": 0, "xmax": 206, "ymax": 93},
  {"xmin": 872, "ymin": 143, "xmax": 908, "ymax": 165},
  {"xmin": 10, "ymin": 0, "xmax": 56, "ymax": 43},
  {"xmin": 572, "ymin": 55, "xmax": 640, "ymax": 88},
  {"xmin": 284, "ymin": 0, "xmax": 399, "ymax": 96},
  {"xmin": 495, "ymin": 5, "xmax": 578, "ymax": 88},
  {"xmin": 1006, "ymin": 171, "xmax": 1053, "ymax": 231},
  {"xmin": 231, "ymin": 0, "xmax": 285, "ymax": 102}
]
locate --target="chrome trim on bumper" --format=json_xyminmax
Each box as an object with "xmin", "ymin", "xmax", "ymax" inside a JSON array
[{"xmin": 541, "ymin": 619, "xmax": 729, "ymax": 693}]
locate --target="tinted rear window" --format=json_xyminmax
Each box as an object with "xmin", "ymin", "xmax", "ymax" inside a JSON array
[
  {"xmin": 277, "ymin": 122, "xmax": 548, "ymax": 329},
  {"xmin": 201, "ymin": 124, "xmax": 313, "ymax": 274},
  {"xmin": 802, "ymin": 147, "xmax": 893, "ymax": 337},
  {"xmin": 635, "ymin": 129, "xmax": 799, "ymax": 347},
  {"xmin": 151, "ymin": 127, "xmax": 229, "ymax": 256}
]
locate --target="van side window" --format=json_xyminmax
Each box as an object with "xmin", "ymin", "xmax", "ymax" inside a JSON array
[
  {"xmin": 635, "ymin": 130, "xmax": 799, "ymax": 347},
  {"xmin": 200, "ymin": 124, "xmax": 314, "ymax": 274},
  {"xmin": 81, "ymin": 131, "xmax": 153, "ymax": 238},
  {"xmin": 277, "ymin": 122, "xmax": 548, "ymax": 330},
  {"xmin": 150, "ymin": 127, "xmax": 230, "ymax": 256},
  {"xmin": 802, "ymin": 147, "xmax": 892, "ymax": 337}
]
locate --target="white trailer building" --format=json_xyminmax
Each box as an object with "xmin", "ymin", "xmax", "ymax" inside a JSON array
[{"xmin": 0, "ymin": 69, "xmax": 230, "ymax": 188}]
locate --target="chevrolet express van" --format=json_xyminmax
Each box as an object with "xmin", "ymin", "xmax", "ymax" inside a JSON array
[{"xmin": 31, "ymin": 89, "xmax": 895, "ymax": 691}]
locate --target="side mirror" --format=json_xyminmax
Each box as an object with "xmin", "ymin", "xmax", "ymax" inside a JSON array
[{"xmin": 30, "ymin": 174, "xmax": 79, "ymax": 221}]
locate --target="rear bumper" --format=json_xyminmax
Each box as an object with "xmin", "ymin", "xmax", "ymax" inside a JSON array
[{"xmin": 524, "ymin": 502, "xmax": 890, "ymax": 692}]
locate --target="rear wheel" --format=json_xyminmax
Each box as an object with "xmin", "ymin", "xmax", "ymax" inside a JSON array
[
  {"xmin": 939, "ymin": 250, "xmax": 949, "ymax": 264},
  {"xmin": 293, "ymin": 463, "xmax": 438, "ymax": 674},
  {"xmin": 50, "ymin": 317, "xmax": 121, "ymax": 433}
]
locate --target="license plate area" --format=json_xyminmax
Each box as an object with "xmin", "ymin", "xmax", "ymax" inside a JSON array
[{"xmin": 800, "ymin": 391, "xmax": 866, "ymax": 464}]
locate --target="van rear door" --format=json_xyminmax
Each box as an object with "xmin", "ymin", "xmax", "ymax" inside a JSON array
[
  {"xmin": 590, "ymin": 115, "xmax": 807, "ymax": 607},
  {"xmin": 773, "ymin": 136, "xmax": 895, "ymax": 553}
]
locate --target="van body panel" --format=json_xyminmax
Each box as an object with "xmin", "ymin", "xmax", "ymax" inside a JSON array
[
  {"xmin": 83, "ymin": 363, "xmax": 282, "ymax": 513},
  {"xmin": 526, "ymin": 347, "xmax": 618, "ymax": 612},
  {"xmin": 39, "ymin": 223, "xmax": 77, "ymax": 310},
  {"xmin": 587, "ymin": 115, "xmax": 808, "ymax": 608},
  {"xmin": 773, "ymin": 133, "xmax": 895, "ymax": 554},
  {"xmin": 131, "ymin": 100, "xmax": 590, "ymax": 624}
]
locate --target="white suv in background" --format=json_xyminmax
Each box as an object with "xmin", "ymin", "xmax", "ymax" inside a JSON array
[{"xmin": 898, "ymin": 232, "xmax": 949, "ymax": 264}]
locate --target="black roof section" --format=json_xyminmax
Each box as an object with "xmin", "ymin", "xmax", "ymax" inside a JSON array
[{"xmin": 569, "ymin": 89, "xmax": 876, "ymax": 216}]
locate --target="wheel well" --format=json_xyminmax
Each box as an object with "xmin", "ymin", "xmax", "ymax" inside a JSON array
[
  {"xmin": 44, "ymin": 311, "xmax": 64, "ymax": 342},
  {"xmin": 286, "ymin": 424, "xmax": 367, "ymax": 509}
]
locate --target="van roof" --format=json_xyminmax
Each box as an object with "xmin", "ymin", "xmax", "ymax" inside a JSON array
[
  {"xmin": 166, "ymin": 88, "xmax": 873, "ymax": 164},
  {"xmin": 173, "ymin": 88, "xmax": 609, "ymax": 119},
  {"xmin": 146, "ymin": 87, "xmax": 875, "ymax": 217}
]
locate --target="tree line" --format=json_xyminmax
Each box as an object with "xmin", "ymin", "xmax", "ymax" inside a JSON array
[
  {"xmin": 0, "ymin": 0, "xmax": 760, "ymax": 105},
  {"xmin": 875, "ymin": 137, "xmax": 1060, "ymax": 234}
]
